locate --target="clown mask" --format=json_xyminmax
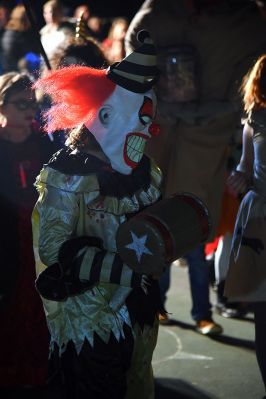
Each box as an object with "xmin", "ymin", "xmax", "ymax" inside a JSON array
[{"xmin": 85, "ymin": 85, "xmax": 160, "ymax": 175}]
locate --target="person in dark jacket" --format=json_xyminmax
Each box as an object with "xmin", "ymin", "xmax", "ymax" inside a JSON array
[{"xmin": 0, "ymin": 72, "xmax": 60, "ymax": 396}]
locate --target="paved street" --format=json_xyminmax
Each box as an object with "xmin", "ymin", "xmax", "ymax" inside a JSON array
[
  {"xmin": 153, "ymin": 263, "xmax": 264, "ymax": 399},
  {"xmin": 1, "ymin": 262, "xmax": 263, "ymax": 399}
]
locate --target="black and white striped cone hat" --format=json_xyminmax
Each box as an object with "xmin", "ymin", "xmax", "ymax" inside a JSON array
[{"xmin": 107, "ymin": 30, "xmax": 160, "ymax": 93}]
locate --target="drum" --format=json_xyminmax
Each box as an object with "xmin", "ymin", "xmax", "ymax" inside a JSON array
[{"xmin": 116, "ymin": 192, "xmax": 211, "ymax": 276}]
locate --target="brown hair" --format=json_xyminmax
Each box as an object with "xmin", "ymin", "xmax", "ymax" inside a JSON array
[
  {"xmin": 241, "ymin": 54, "xmax": 266, "ymax": 113},
  {"xmin": 5, "ymin": 4, "xmax": 30, "ymax": 32},
  {"xmin": 0, "ymin": 72, "xmax": 33, "ymax": 105}
]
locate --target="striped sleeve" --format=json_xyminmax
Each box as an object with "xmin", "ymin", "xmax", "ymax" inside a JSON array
[{"xmin": 77, "ymin": 247, "xmax": 142, "ymax": 287}]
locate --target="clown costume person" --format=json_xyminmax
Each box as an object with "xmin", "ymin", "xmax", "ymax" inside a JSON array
[{"xmin": 31, "ymin": 31, "xmax": 164, "ymax": 399}]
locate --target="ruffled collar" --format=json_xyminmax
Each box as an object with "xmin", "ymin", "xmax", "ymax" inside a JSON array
[{"xmin": 47, "ymin": 147, "xmax": 151, "ymax": 198}]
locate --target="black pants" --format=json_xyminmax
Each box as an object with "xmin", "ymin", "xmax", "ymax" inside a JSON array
[
  {"xmin": 47, "ymin": 325, "xmax": 134, "ymax": 399},
  {"xmin": 253, "ymin": 302, "xmax": 266, "ymax": 392}
]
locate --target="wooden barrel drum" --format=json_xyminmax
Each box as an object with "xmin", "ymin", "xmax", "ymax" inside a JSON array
[{"xmin": 116, "ymin": 192, "xmax": 211, "ymax": 276}]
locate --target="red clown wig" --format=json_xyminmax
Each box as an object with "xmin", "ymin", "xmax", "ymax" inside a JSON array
[{"xmin": 34, "ymin": 66, "xmax": 116, "ymax": 132}]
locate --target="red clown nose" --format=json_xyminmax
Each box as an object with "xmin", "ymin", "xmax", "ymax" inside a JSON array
[{"xmin": 148, "ymin": 123, "xmax": 160, "ymax": 137}]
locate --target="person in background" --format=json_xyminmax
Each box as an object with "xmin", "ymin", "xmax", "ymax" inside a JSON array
[
  {"xmin": 255, "ymin": 0, "xmax": 266, "ymax": 20},
  {"xmin": 0, "ymin": 72, "xmax": 60, "ymax": 398},
  {"xmin": 86, "ymin": 15, "xmax": 108, "ymax": 43},
  {"xmin": 73, "ymin": 3, "xmax": 90, "ymax": 21},
  {"xmin": 40, "ymin": 0, "xmax": 74, "ymax": 66},
  {"xmin": 225, "ymin": 54, "xmax": 266, "ymax": 399},
  {"xmin": 125, "ymin": 0, "xmax": 266, "ymax": 335},
  {"xmin": 0, "ymin": 0, "xmax": 10, "ymax": 30},
  {"xmin": 1, "ymin": 3, "xmax": 40, "ymax": 73},
  {"xmin": 102, "ymin": 17, "xmax": 128, "ymax": 64},
  {"xmin": 0, "ymin": 0, "xmax": 11, "ymax": 73},
  {"xmin": 208, "ymin": 131, "xmax": 249, "ymax": 319}
]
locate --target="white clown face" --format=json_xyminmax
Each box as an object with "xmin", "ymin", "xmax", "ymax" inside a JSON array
[{"xmin": 85, "ymin": 85, "xmax": 160, "ymax": 174}]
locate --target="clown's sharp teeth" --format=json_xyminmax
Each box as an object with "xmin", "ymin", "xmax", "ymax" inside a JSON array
[{"xmin": 126, "ymin": 135, "xmax": 147, "ymax": 162}]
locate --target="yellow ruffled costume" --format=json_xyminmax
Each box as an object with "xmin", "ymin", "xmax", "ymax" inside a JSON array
[{"xmin": 32, "ymin": 148, "xmax": 162, "ymax": 398}]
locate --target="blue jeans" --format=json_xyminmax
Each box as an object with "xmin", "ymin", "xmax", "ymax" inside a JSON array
[{"xmin": 159, "ymin": 244, "xmax": 212, "ymax": 321}]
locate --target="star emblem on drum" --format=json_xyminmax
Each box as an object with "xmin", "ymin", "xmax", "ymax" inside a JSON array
[{"xmin": 125, "ymin": 231, "xmax": 153, "ymax": 262}]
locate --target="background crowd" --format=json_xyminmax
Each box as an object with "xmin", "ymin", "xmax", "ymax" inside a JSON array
[{"xmin": 0, "ymin": 0, "xmax": 266, "ymax": 398}]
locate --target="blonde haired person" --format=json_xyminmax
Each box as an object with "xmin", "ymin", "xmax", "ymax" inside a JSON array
[{"xmin": 226, "ymin": 54, "xmax": 266, "ymax": 398}]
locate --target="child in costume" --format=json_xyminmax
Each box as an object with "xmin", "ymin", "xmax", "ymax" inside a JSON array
[
  {"xmin": 0, "ymin": 72, "xmax": 60, "ymax": 392},
  {"xmin": 225, "ymin": 54, "xmax": 266, "ymax": 397},
  {"xmin": 32, "ymin": 31, "xmax": 163, "ymax": 399}
]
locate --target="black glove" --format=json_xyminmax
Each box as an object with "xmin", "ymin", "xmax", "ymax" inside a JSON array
[
  {"xmin": 35, "ymin": 236, "xmax": 103, "ymax": 301},
  {"xmin": 35, "ymin": 263, "xmax": 92, "ymax": 301}
]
